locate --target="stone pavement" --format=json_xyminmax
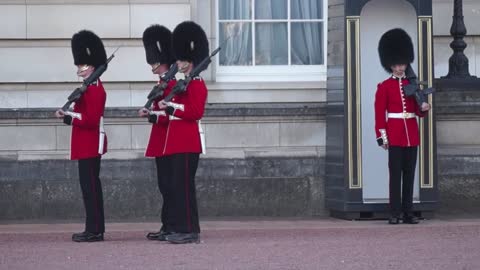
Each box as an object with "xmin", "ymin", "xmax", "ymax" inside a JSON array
[{"xmin": 0, "ymin": 218, "xmax": 479, "ymax": 270}]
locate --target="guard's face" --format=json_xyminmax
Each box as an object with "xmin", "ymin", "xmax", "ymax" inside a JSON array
[
  {"xmin": 76, "ymin": 65, "xmax": 94, "ymax": 78},
  {"xmin": 391, "ymin": 64, "xmax": 407, "ymax": 74},
  {"xmin": 176, "ymin": 60, "xmax": 192, "ymax": 74}
]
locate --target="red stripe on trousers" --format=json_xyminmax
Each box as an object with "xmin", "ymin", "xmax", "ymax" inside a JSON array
[
  {"xmin": 185, "ymin": 154, "xmax": 192, "ymax": 232},
  {"xmin": 89, "ymin": 159, "xmax": 101, "ymax": 233}
]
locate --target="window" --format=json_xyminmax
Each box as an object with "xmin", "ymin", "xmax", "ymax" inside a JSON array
[{"xmin": 216, "ymin": 0, "xmax": 327, "ymax": 82}]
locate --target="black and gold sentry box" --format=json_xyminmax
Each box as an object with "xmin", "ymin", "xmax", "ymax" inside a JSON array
[{"xmin": 325, "ymin": 0, "xmax": 437, "ymax": 219}]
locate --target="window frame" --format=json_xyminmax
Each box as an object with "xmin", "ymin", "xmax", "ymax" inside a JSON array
[{"xmin": 215, "ymin": 0, "xmax": 328, "ymax": 82}]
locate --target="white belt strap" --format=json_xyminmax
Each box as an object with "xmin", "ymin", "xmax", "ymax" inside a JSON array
[
  {"xmin": 98, "ymin": 116, "xmax": 105, "ymax": 154},
  {"xmin": 199, "ymin": 120, "xmax": 206, "ymax": 154},
  {"xmin": 387, "ymin": 112, "xmax": 416, "ymax": 119}
]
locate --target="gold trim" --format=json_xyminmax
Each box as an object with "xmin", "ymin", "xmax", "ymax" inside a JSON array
[
  {"xmin": 427, "ymin": 17, "xmax": 434, "ymax": 188},
  {"xmin": 346, "ymin": 17, "xmax": 353, "ymax": 188},
  {"xmin": 356, "ymin": 18, "xmax": 362, "ymax": 189},
  {"xmin": 346, "ymin": 17, "xmax": 362, "ymax": 189},
  {"xmin": 418, "ymin": 18, "xmax": 425, "ymax": 188},
  {"xmin": 418, "ymin": 17, "xmax": 434, "ymax": 188}
]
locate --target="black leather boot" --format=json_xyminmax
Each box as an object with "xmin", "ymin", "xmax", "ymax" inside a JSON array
[
  {"xmin": 72, "ymin": 231, "xmax": 104, "ymax": 242},
  {"xmin": 388, "ymin": 216, "xmax": 400, "ymax": 225},
  {"xmin": 166, "ymin": 233, "xmax": 200, "ymax": 244},
  {"xmin": 403, "ymin": 214, "xmax": 419, "ymax": 224},
  {"xmin": 146, "ymin": 230, "xmax": 171, "ymax": 241}
]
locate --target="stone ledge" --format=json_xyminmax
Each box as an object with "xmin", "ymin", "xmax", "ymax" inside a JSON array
[
  {"xmin": 0, "ymin": 156, "xmax": 325, "ymax": 183},
  {"xmin": 434, "ymin": 78, "xmax": 480, "ymax": 115},
  {"xmin": 438, "ymin": 154, "xmax": 480, "ymax": 175},
  {"xmin": 0, "ymin": 147, "xmax": 326, "ymax": 161},
  {"xmin": 437, "ymin": 145, "xmax": 480, "ymax": 156},
  {"xmin": 2, "ymin": 97, "xmax": 480, "ymax": 118},
  {"xmin": 435, "ymin": 104, "xmax": 480, "ymax": 116},
  {"xmin": 435, "ymin": 78, "xmax": 480, "ymax": 90},
  {"xmin": 0, "ymin": 103, "xmax": 326, "ymax": 120}
]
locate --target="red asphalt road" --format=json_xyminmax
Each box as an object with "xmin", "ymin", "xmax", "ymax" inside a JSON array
[{"xmin": 0, "ymin": 219, "xmax": 479, "ymax": 270}]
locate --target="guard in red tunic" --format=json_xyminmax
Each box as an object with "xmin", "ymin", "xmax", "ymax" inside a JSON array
[
  {"xmin": 138, "ymin": 24, "xmax": 176, "ymax": 241},
  {"xmin": 375, "ymin": 28, "xmax": 431, "ymax": 225},
  {"xmin": 55, "ymin": 30, "xmax": 108, "ymax": 242},
  {"xmin": 157, "ymin": 21, "xmax": 209, "ymax": 244}
]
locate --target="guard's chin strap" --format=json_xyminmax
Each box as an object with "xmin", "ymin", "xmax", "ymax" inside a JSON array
[
  {"xmin": 77, "ymin": 65, "xmax": 92, "ymax": 76},
  {"xmin": 151, "ymin": 63, "xmax": 161, "ymax": 73},
  {"xmin": 179, "ymin": 62, "xmax": 191, "ymax": 73}
]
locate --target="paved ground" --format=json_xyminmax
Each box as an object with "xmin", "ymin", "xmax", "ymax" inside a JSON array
[{"xmin": 0, "ymin": 218, "xmax": 479, "ymax": 270}]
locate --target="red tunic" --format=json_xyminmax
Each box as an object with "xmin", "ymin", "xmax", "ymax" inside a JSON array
[
  {"xmin": 374, "ymin": 76, "xmax": 426, "ymax": 147},
  {"xmin": 163, "ymin": 78, "xmax": 207, "ymax": 156},
  {"xmin": 145, "ymin": 80, "xmax": 176, "ymax": 157},
  {"xmin": 70, "ymin": 79, "xmax": 108, "ymax": 160}
]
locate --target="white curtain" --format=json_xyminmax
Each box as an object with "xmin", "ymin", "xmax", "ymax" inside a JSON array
[
  {"xmin": 219, "ymin": 0, "xmax": 323, "ymax": 66},
  {"xmin": 220, "ymin": 22, "xmax": 252, "ymax": 65},
  {"xmin": 220, "ymin": 0, "xmax": 252, "ymax": 65},
  {"xmin": 291, "ymin": 0, "xmax": 323, "ymax": 65},
  {"xmin": 255, "ymin": 0, "xmax": 288, "ymax": 65},
  {"xmin": 219, "ymin": 0, "xmax": 251, "ymax": 20}
]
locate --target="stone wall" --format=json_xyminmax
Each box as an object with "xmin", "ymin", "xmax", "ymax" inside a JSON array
[
  {"xmin": 0, "ymin": 104, "xmax": 327, "ymax": 220},
  {"xmin": 0, "ymin": 0, "xmax": 194, "ymax": 83},
  {"xmin": 435, "ymin": 80, "xmax": 480, "ymax": 216},
  {"xmin": 0, "ymin": 157, "xmax": 326, "ymax": 220}
]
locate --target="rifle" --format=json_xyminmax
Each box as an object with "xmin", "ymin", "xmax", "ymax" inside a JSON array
[
  {"xmin": 60, "ymin": 47, "xmax": 120, "ymax": 111},
  {"xmin": 403, "ymin": 65, "xmax": 435, "ymax": 108},
  {"xmin": 164, "ymin": 44, "xmax": 224, "ymax": 103},
  {"xmin": 143, "ymin": 63, "xmax": 178, "ymax": 109}
]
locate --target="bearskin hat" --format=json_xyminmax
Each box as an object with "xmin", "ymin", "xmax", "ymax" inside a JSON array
[
  {"xmin": 172, "ymin": 21, "xmax": 209, "ymax": 66},
  {"xmin": 71, "ymin": 30, "xmax": 107, "ymax": 68},
  {"xmin": 378, "ymin": 28, "xmax": 414, "ymax": 73},
  {"xmin": 142, "ymin": 24, "xmax": 175, "ymax": 66}
]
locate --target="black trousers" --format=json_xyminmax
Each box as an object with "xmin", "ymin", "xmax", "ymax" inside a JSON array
[
  {"xmin": 156, "ymin": 153, "xmax": 200, "ymax": 233},
  {"xmin": 155, "ymin": 156, "xmax": 171, "ymax": 232},
  {"xmin": 78, "ymin": 156, "xmax": 105, "ymax": 233},
  {"xmin": 388, "ymin": 146, "xmax": 417, "ymax": 217}
]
